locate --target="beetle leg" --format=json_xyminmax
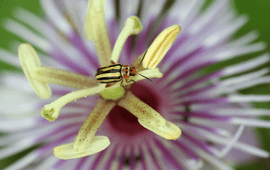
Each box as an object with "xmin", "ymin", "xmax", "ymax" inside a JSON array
[
  {"xmin": 105, "ymin": 83, "xmax": 112, "ymax": 88},
  {"xmin": 126, "ymin": 79, "xmax": 136, "ymax": 83},
  {"xmin": 105, "ymin": 82, "xmax": 118, "ymax": 88},
  {"xmin": 111, "ymin": 60, "xmax": 116, "ymax": 65}
]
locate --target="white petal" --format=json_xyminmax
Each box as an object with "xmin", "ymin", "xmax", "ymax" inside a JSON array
[
  {"xmin": 223, "ymin": 53, "xmax": 270, "ymax": 76},
  {"xmin": 168, "ymin": 0, "xmax": 205, "ymax": 27},
  {"xmin": 215, "ymin": 42, "xmax": 267, "ymax": 60},
  {"xmin": 0, "ymin": 124, "xmax": 56, "ymax": 146},
  {"xmin": 1, "ymin": 73, "xmax": 39, "ymax": 93},
  {"xmin": 227, "ymin": 31, "xmax": 260, "ymax": 47},
  {"xmin": 181, "ymin": 138, "xmax": 233, "ymax": 170},
  {"xmin": 141, "ymin": 143, "xmax": 160, "ymax": 170},
  {"xmin": 140, "ymin": 0, "xmax": 166, "ymax": 24},
  {"xmin": 107, "ymin": 144, "xmax": 124, "ymax": 170},
  {"xmin": 230, "ymin": 118, "xmax": 270, "ymax": 128},
  {"xmin": 225, "ymin": 76, "xmax": 270, "ymax": 92},
  {"xmin": 0, "ymin": 48, "xmax": 20, "ymax": 67},
  {"xmin": 221, "ymin": 68, "xmax": 269, "ymax": 86},
  {"xmin": 34, "ymin": 155, "xmax": 60, "ymax": 170},
  {"xmin": 0, "ymin": 137, "xmax": 36, "ymax": 159},
  {"xmin": 189, "ymin": 0, "xmax": 230, "ymax": 35},
  {"xmin": 119, "ymin": 0, "xmax": 140, "ymax": 25},
  {"xmin": 228, "ymin": 94, "xmax": 270, "ymax": 102},
  {"xmin": 93, "ymin": 143, "xmax": 116, "ymax": 170},
  {"xmin": 40, "ymin": 0, "xmax": 73, "ymax": 35},
  {"xmin": 13, "ymin": 7, "xmax": 47, "ymax": 36},
  {"xmin": 148, "ymin": 140, "xmax": 167, "ymax": 169},
  {"xmin": 208, "ymin": 108, "xmax": 270, "ymax": 116},
  {"xmin": 162, "ymin": 139, "xmax": 204, "ymax": 170},
  {"xmin": 196, "ymin": 127, "xmax": 269, "ymax": 158},
  {"xmin": 203, "ymin": 16, "xmax": 248, "ymax": 48},
  {"xmin": 176, "ymin": 121, "xmax": 231, "ymax": 138},
  {"xmin": 62, "ymin": 0, "xmax": 86, "ymax": 35},
  {"xmin": 3, "ymin": 18, "xmax": 51, "ymax": 51},
  {"xmin": 0, "ymin": 117, "xmax": 36, "ymax": 132},
  {"xmin": 5, "ymin": 151, "xmax": 40, "ymax": 170},
  {"xmin": 217, "ymin": 125, "xmax": 245, "ymax": 158},
  {"xmin": 79, "ymin": 154, "xmax": 99, "ymax": 170}
]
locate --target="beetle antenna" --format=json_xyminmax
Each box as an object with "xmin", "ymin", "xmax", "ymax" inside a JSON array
[
  {"xmin": 138, "ymin": 73, "xmax": 153, "ymax": 82},
  {"xmin": 139, "ymin": 49, "xmax": 148, "ymax": 65}
]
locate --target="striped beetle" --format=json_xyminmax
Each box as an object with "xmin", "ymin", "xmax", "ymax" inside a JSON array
[{"xmin": 95, "ymin": 51, "xmax": 151, "ymax": 87}]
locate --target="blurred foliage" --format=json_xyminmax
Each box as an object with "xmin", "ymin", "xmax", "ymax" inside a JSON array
[
  {"xmin": 232, "ymin": 1, "xmax": 270, "ymax": 169},
  {"xmin": 0, "ymin": 0, "xmax": 269, "ymax": 169}
]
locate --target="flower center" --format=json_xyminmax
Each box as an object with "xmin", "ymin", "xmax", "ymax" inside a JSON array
[{"xmin": 107, "ymin": 83, "xmax": 160, "ymax": 135}]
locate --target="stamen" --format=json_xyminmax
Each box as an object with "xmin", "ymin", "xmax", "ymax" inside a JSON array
[
  {"xmin": 73, "ymin": 98, "xmax": 116, "ymax": 151},
  {"xmin": 139, "ymin": 119, "xmax": 181, "ymax": 140},
  {"xmin": 54, "ymin": 136, "xmax": 110, "ymax": 159},
  {"xmin": 32, "ymin": 66, "xmax": 98, "ymax": 89},
  {"xmin": 41, "ymin": 84, "xmax": 106, "ymax": 122},
  {"xmin": 111, "ymin": 16, "xmax": 143, "ymax": 63},
  {"xmin": 143, "ymin": 25, "xmax": 181, "ymax": 69},
  {"xmin": 118, "ymin": 91, "xmax": 181, "ymax": 140},
  {"xmin": 18, "ymin": 43, "xmax": 98, "ymax": 99},
  {"xmin": 85, "ymin": 0, "xmax": 112, "ymax": 66},
  {"xmin": 18, "ymin": 43, "xmax": 51, "ymax": 99}
]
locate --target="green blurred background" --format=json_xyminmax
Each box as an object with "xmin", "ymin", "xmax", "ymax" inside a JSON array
[{"xmin": 0, "ymin": 0, "xmax": 269, "ymax": 169}]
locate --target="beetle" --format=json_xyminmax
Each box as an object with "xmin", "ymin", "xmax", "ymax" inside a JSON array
[{"xmin": 95, "ymin": 50, "xmax": 151, "ymax": 87}]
